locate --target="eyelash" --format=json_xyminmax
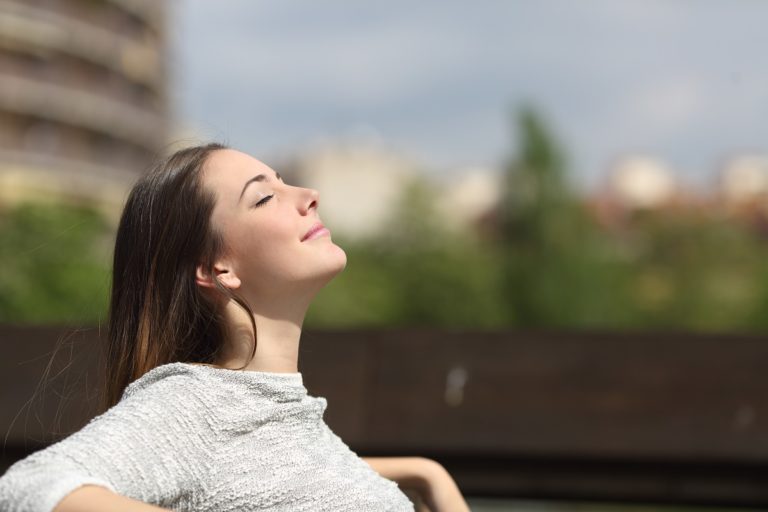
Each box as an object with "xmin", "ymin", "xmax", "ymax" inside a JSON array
[{"xmin": 252, "ymin": 194, "xmax": 274, "ymax": 208}]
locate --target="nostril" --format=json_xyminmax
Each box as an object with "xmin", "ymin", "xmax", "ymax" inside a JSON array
[{"xmin": 307, "ymin": 190, "xmax": 319, "ymax": 212}]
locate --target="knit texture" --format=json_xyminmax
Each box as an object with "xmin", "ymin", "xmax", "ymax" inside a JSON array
[{"xmin": 0, "ymin": 362, "xmax": 415, "ymax": 512}]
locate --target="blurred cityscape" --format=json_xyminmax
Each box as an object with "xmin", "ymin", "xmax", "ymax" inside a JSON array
[
  {"xmin": 1, "ymin": 1, "xmax": 768, "ymax": 510},
  {"xmin": 0, "ymin": 0, "xmax": 168, "ymax": 218},
  {"xmin": 2, "ymin": 2, "xmax": 768, "ymax": 332}
]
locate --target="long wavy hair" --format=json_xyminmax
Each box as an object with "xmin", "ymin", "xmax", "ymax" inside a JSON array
[{"xmin": 101, "ymin": 142, "xmax": 257, "ymax": 413}]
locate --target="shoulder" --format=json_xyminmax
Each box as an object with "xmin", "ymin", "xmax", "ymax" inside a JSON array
[
  {"xmin": 0, "ymin": 363, "xmax": 220, "ymax": 510},
  {"xmin": 81, "ymin": 362, "xmax": 215, "ymax": 433},
  {"xmin": 120, "ymin": 362, "xmax": 209, "ymax": 401}
]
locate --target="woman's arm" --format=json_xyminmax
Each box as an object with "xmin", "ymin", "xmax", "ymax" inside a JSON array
[
  {"xmin": 54, "ymin": 485, "xmax": 171, "ymax": 512},
  {"xmin": 0, "ymin": 376, "xmax": 213, "ymax": 512},
  {"xmin": 362, "ymin": 456, "xmax": 469, "ymax": 512}
]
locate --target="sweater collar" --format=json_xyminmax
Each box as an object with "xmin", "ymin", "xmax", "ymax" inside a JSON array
[
  {"xmin": 124, "ymin": 362, "xmax": 308, "ymax": 403},
  {"xmin": 186, "ymin": 362, "xmax": 307, "ymax": 402}
]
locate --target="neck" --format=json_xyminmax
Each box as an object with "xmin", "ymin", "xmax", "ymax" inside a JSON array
[{"xmin": 215, "ymin": 297, "xmax": 309, "ymax": 373}]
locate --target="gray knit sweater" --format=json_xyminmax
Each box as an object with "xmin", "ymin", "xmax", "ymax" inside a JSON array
[{"xmin": 0, "ymin": 362, "xmax": 415, "ymax": 512}]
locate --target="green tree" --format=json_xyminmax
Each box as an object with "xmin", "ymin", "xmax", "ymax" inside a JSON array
[
  {"xmin": 498, "ymin": 105, "xmax": 633, "ymax": 327},
  {"xmin": 624, "ymin": 208, "xmax": 768, "ymax": 332},
  {"xmin": 0, "ymin": 201, "xmax": 112, "ymax": 324}
]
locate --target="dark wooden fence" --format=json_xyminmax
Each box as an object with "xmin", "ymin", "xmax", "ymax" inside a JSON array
[{"xmin": 2, "ymin": 325, "xmax": 768, "ymax": 507}]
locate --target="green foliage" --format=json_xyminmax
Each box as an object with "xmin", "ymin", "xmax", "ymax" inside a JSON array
[
  {"xmin": 311, "ymin": 104, "xmax": 768, "ymax": 333},
  {"xmin": 0, "ymin": 201, "xmax": 112, "ymax": 324},
  {"xmin": 307, "ymin": 178, "xmax": 508, "ymax": 328},
  {"xmin": 497, "ymin": 106, "xmax": 626, "ymax": 328},
  {"xmin": 619, "ymin": 210, "xmax": 768, "ymax": 331}
]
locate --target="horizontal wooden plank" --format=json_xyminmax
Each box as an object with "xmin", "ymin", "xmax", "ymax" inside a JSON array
[
  {"xmin": 347, "ymin": 330, "xmax": 768, "ymax": 461},
  {"xmin": 3, "ymin": 326, "xmax": 768, "ymax": 505}
]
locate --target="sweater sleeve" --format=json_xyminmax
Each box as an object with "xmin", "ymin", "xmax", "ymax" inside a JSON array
[{"xmin": 0, "ymin": 374, "xmax": 212, "ymax": 512}]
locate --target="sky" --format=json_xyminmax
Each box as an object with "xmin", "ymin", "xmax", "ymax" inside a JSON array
[{"xmin": 168, "ymin": 0, "xmax": 768, "ymax": 192}]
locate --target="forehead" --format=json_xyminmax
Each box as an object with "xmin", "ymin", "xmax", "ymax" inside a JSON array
[{"xmin": 203, "ymin": 149, "xmax": 275, "ymax": 196}]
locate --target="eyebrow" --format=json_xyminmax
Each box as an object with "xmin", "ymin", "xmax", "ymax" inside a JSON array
[{"xmin": 238, "ymin": 171, "xmax": 282, "ymax": 202}]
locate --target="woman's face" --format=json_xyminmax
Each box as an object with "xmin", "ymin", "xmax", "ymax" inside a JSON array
[{"xmin": 201, "ymin": 149, "xmax": 347, "ymax": 300}]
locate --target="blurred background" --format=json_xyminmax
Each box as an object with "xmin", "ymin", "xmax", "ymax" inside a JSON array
[{"xmin": 1, "ymin": 1, "xmax": 767, "ymax": 511}]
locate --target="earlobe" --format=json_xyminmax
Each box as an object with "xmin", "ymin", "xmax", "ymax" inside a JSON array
[{"xmin": 217, "ymin": 269, "xmax": 241, "ymax": 290}]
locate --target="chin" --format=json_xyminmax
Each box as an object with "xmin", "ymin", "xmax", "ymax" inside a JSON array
[
  {"xmin": 324, "ymin": 245, "xmax": 348, "ymax": 278},
  {"xmin": 301, "ymin": 243, "xmax": 347, "ymax": 290}
]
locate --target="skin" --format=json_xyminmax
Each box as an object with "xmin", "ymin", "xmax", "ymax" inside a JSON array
[
  {"xmin": 194, "ymin": 148, "xmax": 348, "ymax": 373},
  {"xmin": 56, "ymin": 149, "xmax": 469, "ymax": 511},
  {"xmin": 55, "ymin": 486, "xmax": 169, "ymax": 512}
]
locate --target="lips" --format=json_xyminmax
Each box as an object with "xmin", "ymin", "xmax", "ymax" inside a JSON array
[{"xmin": 301, "ymin": 222, "xmax": 329, "ymax": 242}]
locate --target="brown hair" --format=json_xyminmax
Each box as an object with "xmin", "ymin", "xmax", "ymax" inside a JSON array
[{"xmin": 101, "ymin": 142, "xmax": 256, "ymax": 412}]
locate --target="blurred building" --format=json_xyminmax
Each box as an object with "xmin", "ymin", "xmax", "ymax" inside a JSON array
[
  {"xmin": 713, "ymin": 154, "xmax": 768, "ymax": 238},
  {"xmin": 284, "ymin": 140, "xmax": 419, "ymax": 240},
  {"xmin": 717, "ymin": 155, "xmax": 768, "ymax": 206},
  {"xmin": 284, "ymin": 140, "xmax": 501, "ymax": 241},
  {"xmin": 586, "ymin": 155, "xmax": 689, "ymax": 229},
  {"xmin": 0, "ymin": 0, "xmax": 169, "ymax": 219},
  {"xmin": 606, "ymin": 155, "xmax": 677, "ymax": 210},
  {"xmin": 436, "ymin": 166, "xmax": 501, "ymax": 234}
]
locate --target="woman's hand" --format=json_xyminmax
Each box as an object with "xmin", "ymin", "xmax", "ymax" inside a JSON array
[
  {"xmin": 416, "ymin": 458, "xmax": 470, "ymax": 512},
  {"xmin": 362, "ymin": 456, "xmax": 470, "ymax": 512}
]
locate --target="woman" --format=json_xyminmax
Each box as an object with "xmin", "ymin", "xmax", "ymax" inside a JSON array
[{"xmin": 0, "ymin": 143, "xmax": 469, "ymax": 512}]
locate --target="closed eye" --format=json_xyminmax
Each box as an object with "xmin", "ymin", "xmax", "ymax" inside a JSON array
[{"xmin": 252, "ymin": 194, "xmax": 274, "ymax": 208}]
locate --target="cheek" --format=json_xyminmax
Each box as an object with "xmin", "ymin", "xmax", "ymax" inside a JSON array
[{"xmin": 230, "ymin": 221, "xmax": 298, "ymax": 281}]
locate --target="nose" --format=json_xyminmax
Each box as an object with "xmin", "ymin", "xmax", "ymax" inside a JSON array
[{"xmin": 299, "ymin": 187, "xmax": 319, "ymax": 215}]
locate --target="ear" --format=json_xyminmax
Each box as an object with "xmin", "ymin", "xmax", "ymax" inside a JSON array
[{"xmin": 195, "ymin": 261, "xmax": 241, "ymax": 291}]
